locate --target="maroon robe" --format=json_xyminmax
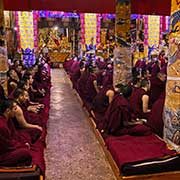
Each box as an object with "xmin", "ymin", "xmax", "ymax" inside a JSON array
[
  {"xmin": 92, "ymin": 86, "xmax": 114, "ymax": 124},
  {"xmin": 129, "ymin": 87, "xmax": 149, "ymax": 119},
  {"xmin": 63, "ymin": 59, "xmax": 74, "ymax": 73},
  {"xmin": 20, "ymin": 101, "xmax": 48, "ymax": 128},
  {"xmin": 150, "ymin": 76, "xmax": 166, "ymax": 106},
  {"xmin": 69, "ymin": 61, "xmax": 81, "ymax": 89},
  {"xmin": 101, "ymin": 94, "xmax": 131, "ymax": 136},
  {"xmin": 0, "ymin": 115, "xmax": 46, "ymax": 174},
  {"xmin": 0, "ymin": 84, "xmax": 6, "ymax": 102},
  {"xmin": 139, "ymin": 60, "xmax": 146, "ymax": 70},
  {"xmin": 77, "ymin": 70, "xmax": 90, "ymax": 100},
  {"xmin": 92, "ymin": 85, "xmax": 114, "ymax": 114},
  {"xmin": 96, "ymin": 58, "xmax": 107, "ymax": 69},
  {"xmin": 85, "ymin": 73, "xmax": 97, "ymax": 102},
  {"xmin": 135, "ymin": 59, "xmax": 141, "ymax": 69},
  {"xmin": 7, "ymin": 78, "xmax": 18, "ymax": 96},
  {"xmin": 151, "ymin": 63, "xmax": 160, "ymax": 77},
  {"xmin": 0, "ymin": 115, "xmax": 32, "ymax": 167},
  {"xmin": 102, "ymin": 71, "xmax": 113, "ymax": 88},
  {"xmin": 147, "ymin": 92, "xmax": 165, "ymax": 137},
  {"xmin": 146, "ymin": 61, "xmax": 154, "ymax": 74},
  {"xmin": 96, "ymin": 70, "xmax": 104, "ymax": 87}
]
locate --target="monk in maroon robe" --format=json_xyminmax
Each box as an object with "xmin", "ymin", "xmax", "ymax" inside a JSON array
[
  {"xmin": 77, "ymin": 66, "xmax": 90, "ymax": 101},
  {"xmin": 0, "ymin": 100, "xmax": 46, "ymax": 175},
  {"xmin": 69, "ymin": 61, "xmax": 81, "ymax": 89},
  {"xmin": 129, "ymin": 79, "xmax": 151, "ymax": 120},
  {"xmin": 0, "ymin": 100, "xmax": 32, "ymax": 167},
  {"xmin": 63, "ymin": 58, "xmax": 74, "ymax": 73},
  {"xmin": 13, "ymin": 88, "xmax": 47, "ymax": 128},
  {"xmin": 7, "ymin": 69, "xmax": 19, "ymax": 95},
  {"xmin": 147, "ymin": 92, "xmax": 165, "ymax": 137},
  {"xmin": 0, "ymin": 82, "xmax": 6, "ymax": 102},
  {"xmin": 101, "ymin": 84, "xmax": 147, "ymax": 136},
  {"xmin": 102, "ymin": 69, "xmax": 113, "ymax": 88},
  {"xmin": 85, "ymin": 67, "xmax": 98, "ymax": 103},
  {"xmin": 151, "ymin": 61, "xmax": 160, "ymax": 77},
  {"xmin": 92, "ymin": 86, "xmax": 114, "ymax": 126},
  {"xmin": 96, "ymin": 69, "xmax": 105, "ymax": 88},
  {"xmin": 149, "ymin": 72, "xmax": 166, "ymax": 106}
]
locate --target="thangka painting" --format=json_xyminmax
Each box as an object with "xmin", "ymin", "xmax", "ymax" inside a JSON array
[
  {"xmin": 114, "ymin": 0, "xmax": 132, "ymax": 86},
  {"xmin": 164, "ymin": 0, "xmax": 180, "ymax": 151}
]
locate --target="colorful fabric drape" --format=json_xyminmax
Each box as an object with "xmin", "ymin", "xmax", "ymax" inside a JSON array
[
  {"xmin": 17, "ymin": 11, "xmax": 34, "ymax": 49},
  {"xmin": 164, "ymin": 0, "xmax": 180, "ymax": 151},
  {"xmin": 148, "ymin": 15, "xmax": 160, "ymax": 47},
  {"xmin": 84, "ymin": 13, "xmax": 97, "ymax": 46}
]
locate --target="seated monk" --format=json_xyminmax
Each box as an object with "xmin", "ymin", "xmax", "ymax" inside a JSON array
[
  {"xmin": 147, "ymin": 92, "xmax": 165, "ymax": 138},
  {"xmin": 151, "ymin": 60, "xmax": 160, "ymax": 77},
  {"xmin": 101, "ymin": 84, "xmax": 146, "ymax": 136},
  {"xmin": 24, "ymin": 73, "xmax": 45, "ymax": 101},
  {"xmin": 85, "ymin": 66, "xmax": 99, "ymax": 103},
  {"xmin": 7, "ymin": 69, "xmax": 19, "ymax": 95},
  {"xmin": 13, "ymin": 88, "xmax": 45, "ymax": 127},
  {"xmin": 149, "ymin": 72, "xmax": 166, "ymax": 106},
  {"xmin": 102, "ymin": 65, "xmax": 113, "ymax": 88},
  {"xmin": 0, "ymin": 99, "xmax": 32, "ymax": 167},
  {"xmin": 129, "ymin": 78, "xmax": 151, "ymax": 120},
  {"xmin": 77, "ymin": 65, "xmax": 90, "ymax": 101},
  {"xmin": 92, "ymin": 85, "xmax": 114, "ymax": 115},
  {"xmin": 96, "ymin": 68, "xmax": 105, "ymax": 89},
  {"xmin": 69, "ymin": 60, "xmax": 81, "ymax": 89},
  {"xmin": 92, "ymin": 83, "xmax": 116, "ymax": 125},
  {"xmin": 0, "ymin": 80, "xmax": 6, "ymax": 102}
]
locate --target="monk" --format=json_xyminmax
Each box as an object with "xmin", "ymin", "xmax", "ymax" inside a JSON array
[
  {"xmin": 151, "ymin": 60, "xmax": 160, "ymax": 77},
  {"xmin": 101, "ymin": 84, "xmax": 145, "ymax": 136},
  {"xmin": 13, "ymin": 88, "xmax": 46, "ymax": 128},
  {"xmin": 102, "ymin": 65, "xmax": 113, "ymax": 88},
  {"xmin": 149, "ymin": 72, "xmax": 166, "ymax": 106},
  {"xmin": 77, "ymin": 66, "xmax": 90, "ymax": 101},
  {"xmin": 92, "ymin": 84, "xmax": 114, "ymax": 125},
  {"xmin": 0, "ymin": 80, "xmax": 6, "ymax": 102},
  {"xmin": 69, "ymin": 60, "xmax": 81, "ymax": 89},
  {"xmin": 96, "ymin": 68, "xmax": 105, "ymax": 89},
  {"xmin": 129, "ymin": 79, "xmax": 151, "ymax": 120},
  {"xmin": 7, "ymin": 69, "xmax": 19, "ymax": 95},
  {"xmin": 0, "ymin": 99, "xmax": 32, "ymax": 167},
  {"xmin": 85, "ymin": 66, "xmax": 99, "ymax": 103},
  {"xmin": 147, "ymin": 92, "xmax": 165, "ymax": 137}
]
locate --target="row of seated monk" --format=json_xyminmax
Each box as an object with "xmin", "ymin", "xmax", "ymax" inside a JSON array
[
  {"xmin": 63, "ymin": 57, "xmax": 180, "ymax": 176},
  {"xmin": 0, "ymin": 58, "xmax": 51, "ymax": 177}
]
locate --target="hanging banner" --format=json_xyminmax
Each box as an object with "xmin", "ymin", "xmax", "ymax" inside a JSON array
[
  {"xmin": 114, "ymin": 0, "xmax": 132, "ymax": 86},
  {"xmin": 85, "ymin": 13, "xmax": 97, "ymax": 46},
  {"xmin": 164, "ymin": 0, "xmax": 180, "ymax": 151},
  {"xmin": 18, "ymin": 11, "xmax": 34, "ymax": 50},
  {"xmin": 148, "ymin": 15, "xmax": 160, "ymax": 47}
]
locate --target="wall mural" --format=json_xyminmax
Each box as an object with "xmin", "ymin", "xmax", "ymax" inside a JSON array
[{"xmin": 164, "ymin": 0, "xmax": 180, "ymax": 151}]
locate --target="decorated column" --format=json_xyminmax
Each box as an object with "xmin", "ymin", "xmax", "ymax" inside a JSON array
[
  {"xmin": 114, "ymin": 0, "xmax": 132, "ymax": 86},
  {"xmin": 0, "ymin": 0, "xmax": 8, "ymax": 93},
  {"xmin": 164, "ymin": 0, "xmax": 180, "ymax": 151}
]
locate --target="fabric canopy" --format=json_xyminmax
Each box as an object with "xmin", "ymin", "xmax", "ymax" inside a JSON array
[{"xmin": 4, "ymin": 0, "xmax": 171, "ymax": 16}]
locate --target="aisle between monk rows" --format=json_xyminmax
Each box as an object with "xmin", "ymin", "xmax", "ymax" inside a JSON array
[{"xmin": 45, "ymin": 68, "xmax": 116, "ymax": 180}]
